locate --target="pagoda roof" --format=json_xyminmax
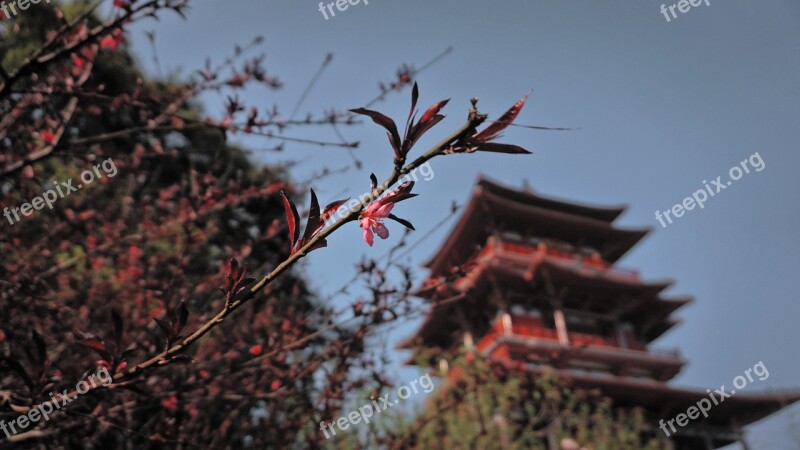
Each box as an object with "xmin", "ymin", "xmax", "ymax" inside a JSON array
[
  {"xmin": 401, "ymin": 251, "xmax": 690, "ymax": 350},
  {"xmin": 515, "ymin": 363, "xmax": 800, "ymax": 430},
  {"xmin": 476, "ymin": 177, "xmax": 627, "ymax": 222},
  {"xmin": 425, "ymin": 178, "xmax": 649, "ymax": 277}
]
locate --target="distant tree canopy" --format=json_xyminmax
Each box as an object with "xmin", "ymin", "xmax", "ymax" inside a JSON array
[
  {"xmin": 390, "ymin": 355, "xmax": 667, "ymax": 450},
  {"xmin": 0, "ymin": 3, "xmax": 380, "ymax": 448}
]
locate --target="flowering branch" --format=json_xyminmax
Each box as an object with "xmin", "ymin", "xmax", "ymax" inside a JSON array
[
  {"xmin": 115, "ymin": 107, "xmax": 483, "ymax": 380},
  {"xmin": 5, "ymin": 85, "xmax": 530, "ymax": 442},
  {"xmin": 123, "ymin": 84, "xmax": 531, "ymax": 376}
]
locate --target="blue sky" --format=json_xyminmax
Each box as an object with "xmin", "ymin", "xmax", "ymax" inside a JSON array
[{"xmin": 122, "ymin": 0, "xmax": 800, "ymax": 447}]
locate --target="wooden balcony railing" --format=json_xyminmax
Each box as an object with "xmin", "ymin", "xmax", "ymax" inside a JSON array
[
  {"xmin": 475, "ymin": 238, "xmax": 641, "ymax": 281},
  {"xmin": 475, "ymin": 315, "xmax": 680, "ymax": 360}
]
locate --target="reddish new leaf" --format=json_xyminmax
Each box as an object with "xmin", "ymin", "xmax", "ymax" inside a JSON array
[
  {"xmin": 407, "ymin": 82, "xmax": 419, "ymax": 123},
  {"xmin": 280, "ymin": 190, "xmax": 300, "ymax": 251},
  {"xmin": 154, "ymin": 318, "xmax": 173, "ymax": 339},
  {"xmin": 302, "ymin": 189, "xmax": 323, "ymax": 243},
  {"xmin": 404, "ymin": 99, "xmax": 449, "ymax": 152},
  {"xmin": 322, "ymin": 198, "xmax": 349, "ymax": 222},
  {"xmin": 472, "ymin": 94, "xmax": 529, "ymax": 142},
  {"xmin": 418, "ymin": 99, "xmax": 449, "ymax": 128},
  {"xmin": 350, "ymin": 107, "xmax": 401, "ymax": 157},
  {"xmin": 229, "ymin": 258, "xmax": 239, "ymax": 279},
  {"xmin": 370, "ymin": 173, "xmax": 378, "ymax": 191},
  {"xmin": 388, "ymin": 214, "xmax": 415, "ymax": 230},
  {"xmin": 380, "ymin": 181, "xmax": 417, "ymax": 205},
  {"xmin": 400, "ymin": 83, "xmax": 450, "ymax": 156},
  {"xmin": 473, "ymin": 142, "xmax": 532, "ymax": 154},
  {"xmin": 307, "ymin": 238, "xmax": 328, "ymax": 253}
]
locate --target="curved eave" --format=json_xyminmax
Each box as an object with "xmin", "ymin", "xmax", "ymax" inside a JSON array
[
  {"xmin": 492, "ymin": 361, "xmax": 800, "ymax": 427},
  {"xmin": 476, "ymin": 176, "xmax": 628, "ymax": 222},
  {"xmin": 425, "ymin": 187, "xmax": 650, "ymax": 276},
  {"xmin": 403, "ymin": 261, "xmax": 688, "ymax": 350},
  {"xmin": 423, "ymin": 187, "xmax": 484, "ymax": 272},
  {"xmin": 644, "ymin": 318, "xmax": 682, "ymax": 342},
  {"xmin": 525, "ymin": 258, "xmax": 672, "ymax": 295},
  {"xmin": 559, "ymin": 371, "xmax": 800, "ymax": 426},
  {"xmin": 483, "ymin": 190, "xmax": 651, "ymax": 261}
]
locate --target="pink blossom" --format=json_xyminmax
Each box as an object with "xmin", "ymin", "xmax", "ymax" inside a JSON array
[
  {"xmin": 360, "ymin": 201, "xmax": 394, "ymax": 246},
  {"xmin": 358, "ymin": 180, "xmax": 416, "ymax": 246}
]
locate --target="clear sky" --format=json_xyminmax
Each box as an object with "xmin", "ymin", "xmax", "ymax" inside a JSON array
[{"xmin": 123, "ymin": 0, "xmax": 800, "ymax": 447}]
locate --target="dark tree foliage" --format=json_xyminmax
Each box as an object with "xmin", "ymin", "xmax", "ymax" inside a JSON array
[{"xmin": 0, "ymin": 2, "xmax": 375, "ymax": 448}]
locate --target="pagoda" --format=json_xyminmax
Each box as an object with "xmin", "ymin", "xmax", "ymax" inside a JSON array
[{"xmin": 399, "ymin": 177, "xmax": 799, "ymax": 449}]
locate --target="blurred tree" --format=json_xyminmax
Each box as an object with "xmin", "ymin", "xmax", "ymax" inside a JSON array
[
  {"xmin": 0, "ymin": 2, "xmax": 376, "ymax": 448},
  {"xmin": 389, "ymin": 355, "xmax": 668, "ymax": 450}
]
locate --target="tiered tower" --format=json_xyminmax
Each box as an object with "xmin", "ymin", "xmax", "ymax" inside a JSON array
[{"xmin": 399, "ymin": 177, "xmax": 799, "ymax": 449}]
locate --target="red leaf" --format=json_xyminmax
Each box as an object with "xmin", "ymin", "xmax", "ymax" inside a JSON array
[
  {"xmin": 380, "ymin": 181, "xmax": 417, "ymax": 205},
  {"xmin": 407, "ymin": 82, "xmax": 419, "ymax": 124},
  {"xmin": 154, "ymin": 318, "xmax": 173, "ymax": 338},
  {"xmin": 280, "ymin": 190, "xmax": 300, "ymax": 251},
  {"xmin": 401, "ymin": 83, "xmax": 449, "ymax": 155},
  {"xmin": 237, "ymin": 265, "xmax": 248, "ymax": 283},
  {"xmin": 350, "ymin": 108, "xmax": 401, "ymax": 157},
  {"xmin": 388, "ymin": 214, "xmax": 415, "ymax": 230},
  {"xmin": 369, "ymin": 173, "xmax": 378, "ymax": 190},
  {"xmin": 405, "ymin": 99, "xmax": 449, "ymax": 152},
  {"xmin": 229, "ymin": 258, "xmax": 239, "ymax": 279},
  {"xmin": 302, "ymin": 189, "xmax": 323, "ymax": 243},
  {"xmin": 418, "ymin": 99, "xmax": 450, "ymax": 128},
  {"xmin": 472, "ymin": 94, "xmax": 529, "ymax": 142},
  {"xmin": 307, "ymin": 238, "xmax": 328, "ymax": 254},
  {"xmin": 321, "ymin": 198, "xmax": 349, "ymax": 222},
  {"xmin": 472, "ymin": 142, "xmax": 531, "ymax": 154}
]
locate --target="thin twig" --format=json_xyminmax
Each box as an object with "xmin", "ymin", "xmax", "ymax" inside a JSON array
[{"xmin": 288, "ymin": 53, "xmax": 332, "ymax": 121}]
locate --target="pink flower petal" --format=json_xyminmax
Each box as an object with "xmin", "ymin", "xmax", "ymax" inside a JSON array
[
  {"xmin": 374, "ymin": 222, "xmax": 390, "ymax": 239},
  {"xmin": 364, "ymin": 202, "xmax": 381, "ymax": 216},
  {"xmin": 374, "ymin": 202, "xmax": 394, "ymax": 218},
  {"xmin": 363, "ymin": 227, "xmax": 374, "ymax": 246}
]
